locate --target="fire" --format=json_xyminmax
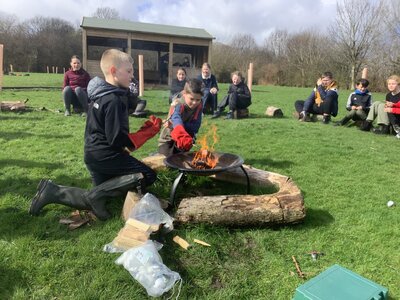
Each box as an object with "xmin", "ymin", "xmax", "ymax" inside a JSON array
[{"xmin": 191, "ymin": 124, "xmax": 219, "ymax": 169}]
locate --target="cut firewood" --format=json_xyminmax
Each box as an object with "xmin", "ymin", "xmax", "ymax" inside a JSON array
[
  {"xmin": 193, "ymin": 239, "xmax": 211, "ymax": 247},
  {"xmin": 173, "ymin": 235, "xmax": 191, "ymax": 250},
  {"xmin": 113, "ymin": 235, "xmax": 146, "ymax": 249}
]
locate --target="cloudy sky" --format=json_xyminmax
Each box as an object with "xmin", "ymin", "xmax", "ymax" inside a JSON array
[{"xmin": 0, "ymin": 0, "xmax": 338, "ymax": 44}]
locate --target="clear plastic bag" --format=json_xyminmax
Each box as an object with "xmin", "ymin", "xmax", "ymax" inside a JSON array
[
  {"xmin": 129, "ymin": 193, "xmax": 174, "ymax": 232},
  {"xmin": 115, "ymin": 240, "xmax": 181, "ymax": 297}
]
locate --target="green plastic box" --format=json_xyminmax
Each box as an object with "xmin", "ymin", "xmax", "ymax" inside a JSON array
[{"xmin": 293, "ymin": 264, "xmax": 388, "ymax": 300}]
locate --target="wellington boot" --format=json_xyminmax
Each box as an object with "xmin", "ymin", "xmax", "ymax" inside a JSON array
[
  {"xmin": 373, "ymin": 124, "xmax": 390, "ymax": 135},
  {"xmin": 30, "ymin": 173, "xmax": 144, "ymax": 221},
  {"xmin": 29, "ymin": 179, "xmax": 90, "ymax": 216},
  {"xmin": 84, "ymin": 173, "xmax": 144, "ymax": 220},
  {"xmin": 360, "ymin": 120, "xmax": 372, "ymax": 131}
]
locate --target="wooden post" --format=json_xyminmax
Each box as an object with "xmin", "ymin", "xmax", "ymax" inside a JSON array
[
  {"xmin": 138, "ymin": 54, "xmax": 144, "ymax": 97},
  {"xmin": 0, "ymin": 44, "xmax": 3, "ymax": 91},
  {"xmin": 55, "ymin": 67, "xmax": 58, "ymax": 74},
  {"xmin": 63, "ymin": 67, "xmax": 66, "ymax": 73},
  {"xmin": 52, "ymin": 66, "xmax": 55, "ymax": 73},
  {"xmin": 10, "ymin": 64, "xmax": 13, "ymax": 73},
  {"xmin": 47, "ymin": 66, "xmax": 49, "ymax": 74},
  {"xmin": 362, "ymin": 67, "xmax": 368, "ymax": 79},
  {"xmin": 248, "ymin": 62, "xmax": 253, "ymax": 92}
]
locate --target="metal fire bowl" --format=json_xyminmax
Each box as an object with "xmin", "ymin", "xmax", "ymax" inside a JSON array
[{"xmin": 164, "ymin": 151, "xmax": 244, "ymax": 175}]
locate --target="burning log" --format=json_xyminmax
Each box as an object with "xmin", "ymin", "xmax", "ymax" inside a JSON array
[{"xmin": 190, "ymin": 149, "xmax": 219, "ymax": 169}]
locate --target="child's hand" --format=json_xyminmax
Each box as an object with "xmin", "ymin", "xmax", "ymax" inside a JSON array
[
  {"xmin": 210, "ymin": 87, "xmax": 218, "ymax": 94},
  {"xmin": 316, "ymin": 78, "xmax": 322, "ymax": 86},
  {"xmin": 351, "ymin": 105, "xmax": 357, "ymax": 110},
  {"xmin": 385, "ymin": 101, "xmax": 393, "ymax": 107},
  {"xmin": 384, "ymin": 107, "xmax": 392, "ymax": 113}
]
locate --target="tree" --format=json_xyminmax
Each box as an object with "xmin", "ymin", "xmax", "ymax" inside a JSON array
[
  {"xmin": 92, "ymin": 7, "xmax": 121, "ymax": 19},
  {"xmin": 329, "ymin": 0, "xmax": 385, "ymax": 87}
]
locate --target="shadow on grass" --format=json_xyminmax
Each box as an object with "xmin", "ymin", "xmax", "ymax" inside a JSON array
[
  {"xmin": 0, "ymin": 131, "xmax": 73, "ymax": 142},
  {"xmin": 295, "ymin": 208, "xmax": 335, "ymax": 229},
  {"xmin": 0, "ymin": 263, "xmax": 25, "ymax": 299},
  {"xmin": 245, "ymin": 157, "xmax": 294, "ymax": 169},
  {"xmin": 0, "ymin": 159, "xmax": 63, "ymax": 169},
  {"xmin": 0, "ymin": 114, "xmax": 46, "ymax": 121}
]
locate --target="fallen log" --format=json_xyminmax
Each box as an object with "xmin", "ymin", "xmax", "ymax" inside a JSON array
[
  {"xmin": 141, "ymin": 154, "xmax": 305, "ymax": 226},
  {"xmin": 265, "ymin": 106, "xmax": 284, "ymax": 118},
  {"xmin": 0, "ymin": 99, "xmax": 29, "ymax": 112}
]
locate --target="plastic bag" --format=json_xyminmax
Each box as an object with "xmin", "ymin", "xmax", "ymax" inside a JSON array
[
  {"xmin": 115, "ymin": 240, "xmax": 181, "ymax": 297},
  {"xmin": 130, "ymin": 193, "xmax": 174, "ymax": 232}
]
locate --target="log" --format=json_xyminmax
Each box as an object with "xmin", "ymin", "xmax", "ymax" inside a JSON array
[
  {"xmin": 141, "ymin": 154, "xmax": 305, "ymax": 226},
  {"xmin": 265, "ymin": 106, "xmax": 284, "ymax": 118},
  {"xmin": 0, "ymin": 100, "xmax": 28, "ymax": 112},
  {"xmin": 175, "ymin": 165, "xmax": 304, "ymax": 226}
]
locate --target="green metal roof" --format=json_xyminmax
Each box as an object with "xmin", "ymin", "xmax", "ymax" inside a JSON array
[{"xmin": 81, "ymin": 17, "xmax": 214, "ymax": 40}]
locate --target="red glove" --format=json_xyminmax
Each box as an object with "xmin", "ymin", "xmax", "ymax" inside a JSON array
[
  {"xmin": 171, "ymin": 124, "xmax": 193, "ymax": 151},
  {"xmin": 128, "ymin": 115, "xmax": 162, "ymax": 150}
]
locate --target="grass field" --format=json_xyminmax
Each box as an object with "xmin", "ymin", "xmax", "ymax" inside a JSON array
[{"xmin": 0, "ymin": 73, "xmax": 399, "ymax": 299}]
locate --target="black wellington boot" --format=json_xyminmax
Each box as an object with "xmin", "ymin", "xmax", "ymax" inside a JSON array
[
  {"xmin": 30, "ymin": 174, "xmax": 144, "ymax": 220},
  {"xmin": 29, "ymin": 179, "xmax": 90, "ymax": 216},
  {"xmin": 84, "ymin": 173, "xmax": 144, "ymax": 220},
  {"xmin": 373, "ymin": 124, "xmax": 390, "ymax": 135},
  {"xmin": 360, "ymin": 120, "xmax": 372, "ymax": 131}
]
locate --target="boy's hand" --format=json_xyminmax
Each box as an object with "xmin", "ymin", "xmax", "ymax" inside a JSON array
[{"xmin": 385, "ymin": 101, "xmax": 393, "ymax": 107}]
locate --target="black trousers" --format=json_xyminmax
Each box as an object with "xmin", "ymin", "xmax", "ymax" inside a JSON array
[
  {"xmin": 295, "ymin": 99, "xmax": 333, "ymax": 115},
  {"xmin": 387, "ymin": 112, "xmax": 400, "ymax": 126},
  {"xmin": 218, "ymin": 92, "xmax": 251, "ymax": 111},
  {"xmin": 85, "ymin": 153, "xmax": 156, "ymax": 187}
]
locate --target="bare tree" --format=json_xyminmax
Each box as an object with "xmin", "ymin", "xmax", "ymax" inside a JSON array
[
  {"xmin": 329, "ymin": 0, "xmax": 385, "ymax": 87},
  {"xmin": 92, "ymin": 7, "xmax": 121, "ymax": 19}
]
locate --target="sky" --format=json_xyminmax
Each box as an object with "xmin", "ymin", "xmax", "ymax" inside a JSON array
[{"xmin": 0, "ymin": 0, "xmax": 338, "ymax": 45}]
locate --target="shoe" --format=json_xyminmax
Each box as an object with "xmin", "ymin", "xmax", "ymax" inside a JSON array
[
  {"xmin": 211, "ymin": 110, "xmax": 222, "ymax": 119},
  {"xmin": 333, "ymin": 121, "xmax": 342, "ymax": 126},
  {"xmin": 373, "ymin": 125, "xmax": 389, "ymax": 135},
  {"xmin": 396, "ymin": 133, "xmax": 400, "ymax": 139},
  {"xmin": 299, "ymin": 112, "xmax": 310, "ymax": 122},
  {"xmin": 392, "ymin": 124, "xmax": 400, "ymax": 134},
  {"xmin": 360, "ymin": 120, "xmax": 372, "ymax": 131},
  {"xmin": 64, "ymin": 109, "xmax": 71, "ymax": 116},
  {"xmin": 81, "ymin": 112, "xmax": 87, "ymax": 117},
  {"xmin": 322, "ymin": 115, "xmax": 331, "ymax": 124},
  {"xmin": 225, "ymin": 112, "xmax": 233, "ymax": 119}
]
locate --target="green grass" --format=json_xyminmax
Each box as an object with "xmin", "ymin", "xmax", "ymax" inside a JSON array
[
  {"xmin": 0, "ymin": 73, "xmax": 399, "ymax": 299},
  {"xmin": 3, "ymin": 73, "xmax": 64, "ymax": 88}
]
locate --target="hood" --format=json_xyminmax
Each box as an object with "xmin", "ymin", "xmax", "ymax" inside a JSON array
[{"xmin": 87, "ymin": 76, "xmax": 128, "ymax": 101}]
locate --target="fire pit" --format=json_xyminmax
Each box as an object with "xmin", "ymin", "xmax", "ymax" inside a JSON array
[{"xmin": 164, "ymin": 152, "xmax": 250, "ymax": 205}]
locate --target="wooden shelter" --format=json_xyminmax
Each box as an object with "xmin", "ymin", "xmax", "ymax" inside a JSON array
[{"xmin": 80, "ymin": 17, "xmax": 214, "ymax": 84}]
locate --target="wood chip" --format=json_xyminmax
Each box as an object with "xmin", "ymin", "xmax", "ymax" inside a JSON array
[
  {"xmin": 173, "ymin": 235, "xmax": 191, "ymax": 250},
  {"xmin": 193, "ymin": 239, "xmax": 211, "ymax": 247}
]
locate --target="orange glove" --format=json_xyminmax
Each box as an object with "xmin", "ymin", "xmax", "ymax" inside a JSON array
[
  {"xmin": 128, "ymin": 115, "xmax": 162, "ymax": 150},
  {"xmin": 171, "ymin": 124, "xmax": 193, "ymax": 151}
]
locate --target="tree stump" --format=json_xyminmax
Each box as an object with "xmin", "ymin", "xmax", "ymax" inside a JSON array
[
  {"xmin": 234, "ymin": 108, "xmax": 249, "ymax": 119},
  {"xmin": 265, "ymin": 106, "xmax": 283, "ymax": 117},
  {"xmin": 141, "ymin": 154, "xmax": 305, "ymax": 226}
]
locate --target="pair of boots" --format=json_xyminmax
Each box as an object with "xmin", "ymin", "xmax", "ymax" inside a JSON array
[{"xmin": 29, "ymin": 173, "xmax": 143, "ymax": 220}]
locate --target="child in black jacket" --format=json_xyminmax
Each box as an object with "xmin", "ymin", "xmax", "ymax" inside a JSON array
[{"xmin": 335, "ymin": 78, "xmax": 372, "ymax": 126}]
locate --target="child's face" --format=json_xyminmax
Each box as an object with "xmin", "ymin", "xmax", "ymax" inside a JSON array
[
  {"xmin": 321, "ymin": 76, "xmax": 332, "ymax": 87},
  {"xmin": 232, "ymin": 74, "xmax": 241, "ymax": 85},
  {"xmin": 177, "ymin": 70, "xmax": 186, "ymax": 81},
  {"xmin": 182, "ymin": 91, "xmax": 202, "ymax": 109},
  {"xmin": 201, "ymin": 66, "xmax": 210, "ymax": 77},
  {"xmin": 356, "ymin": 83, "xmax": 367, "ymax": 93},
  {"xmin": 387, "ymin": 79, "xmax": 399, "ymax": 93},
  {"xmin": 113, "ymin": 62, "xmax": 134, "ymax": 89},
  {"xmin": 70, "ymin": 58, "xmax": 81, "ymax": 71}
]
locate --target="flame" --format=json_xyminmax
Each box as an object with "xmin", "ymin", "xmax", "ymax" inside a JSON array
[{"xmin": 191, "ymin": 124, "xmax": 219, "ymax": 169}]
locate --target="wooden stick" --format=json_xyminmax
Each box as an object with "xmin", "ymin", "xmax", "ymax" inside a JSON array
[
  {"xmin": 292, "ymin": 255, "xmax": 305, "ymax": 278},
  {"xmin": 193, "ymin": 238, "xmax": 211, "ymax": 247},
  {"xmin": 138, "ymin": 54, "xmax": 144, "ymax": 97},
  {"xmin": 362, "ymin": 67, "xmax": 368, "ymax": 79},
  {"xmin": 173, "ymin": 235, "xmax": 191, "ymax": 250},
  {"xmin": 247, "ymin": 62, "xmax": 253, "ymax": 93},
  {"xmin": 0, "ymin": 44, "xmax": 3, "ymax": 91}
]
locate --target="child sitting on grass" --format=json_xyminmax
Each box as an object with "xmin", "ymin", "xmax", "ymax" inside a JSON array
[
  {"xmin": 334, "ymin": 78, "xmax": 372, "ymax": 126},
  {"xmin": 30, "ymin": 49, "xmax": 162, "ymax": 221},
  {"xmin": 158, "ymin": 79, "xmax": 203, "ymax": 156}
]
